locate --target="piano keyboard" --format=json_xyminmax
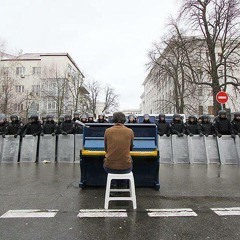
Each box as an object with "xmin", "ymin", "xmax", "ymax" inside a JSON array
[{"xmin": 81, "ymin": 149, "xmax": 158, "ymax": 157}]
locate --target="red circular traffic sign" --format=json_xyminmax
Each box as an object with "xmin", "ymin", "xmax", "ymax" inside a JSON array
[{"xmin": 216, "ymin": 91, "xmax": 228, "ymax": 104}]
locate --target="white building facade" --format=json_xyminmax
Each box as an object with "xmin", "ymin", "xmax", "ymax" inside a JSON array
[
  {"xmin": 141, "ymin": 38, "xmax": 240, "ymax": 116},
  {"xmin": 0, "ymin": 52, "xmax": 88, "ymax": 120}
]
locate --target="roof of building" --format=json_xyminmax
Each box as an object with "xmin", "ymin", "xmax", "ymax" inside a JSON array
[{"xmin": 1, "ymin": 52, "xmax": 84, "ymax": 77}]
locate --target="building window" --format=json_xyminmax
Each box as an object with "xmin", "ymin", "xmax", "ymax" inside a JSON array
[
  {"xmin": 32, "ymin": 67, "xmax": 41, "ymax": 75},
  {"xmin": 16, "ymin": 67, "xmax": 25, "ymax": 75},
  {"xmin": 32, "ymin": 85, "xmax": 40, "ymax": 95},
  {"xmin": 14, "ymin": 103, "xmax": 24, "ymax": 111},
  {"xmin": 208, "ymin": 106, "xmax": 214, "ymax": 115},
  {"xmin": 199, "ymin": 106, "xmax": 203, "ymax": 115},
  {"xmin": 15, "ymin": 85, "xmax": 24, "ymax": 93},
  {"xmin": 48, "ymin": 101, "xmax": 56, "ymax": 110}
]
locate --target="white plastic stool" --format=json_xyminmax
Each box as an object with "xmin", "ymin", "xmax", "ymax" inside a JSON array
[{"xmin": 104, "ymin": 171, "xmax": 137, "ymax": 209}]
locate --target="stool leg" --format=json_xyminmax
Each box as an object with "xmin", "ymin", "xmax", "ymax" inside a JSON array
[
  {"xmin": 130, "ymin": 178, "xmax": 137, "ymax": 209},
  {"xmin": 104, "ymin": 176, "xmax": 112, "ymax": 209}
]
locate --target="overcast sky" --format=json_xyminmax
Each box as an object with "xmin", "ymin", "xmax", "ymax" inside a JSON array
[{"xmin": 0, "ymin": 0, "xmax": 179, "ymax": 110}]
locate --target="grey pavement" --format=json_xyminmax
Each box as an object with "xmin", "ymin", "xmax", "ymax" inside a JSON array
[{"xmin": 0, "ymin": 163, "xmax": 240, "ymax": 240}]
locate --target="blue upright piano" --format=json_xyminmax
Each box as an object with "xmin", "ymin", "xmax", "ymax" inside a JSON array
[{"xmin": 79, "ymin": 123, "xmax": 160, "ymax": 190}]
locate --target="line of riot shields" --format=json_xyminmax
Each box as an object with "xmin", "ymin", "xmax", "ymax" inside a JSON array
[{"xmin": 0, "ymin": 111, "xmax": 239, "ymax": 164}]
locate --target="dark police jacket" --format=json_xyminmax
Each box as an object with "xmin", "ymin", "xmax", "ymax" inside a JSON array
[
  {"xmin": 214, "ymin": 117, "xmax": 232, "ymax": 135},
  {"xmin": 198, "ymin": 122, "xmax": 215, "ymax": 135},
  {"xmin": 0, "ymin": 122, "xmax": 8, "ymax": 135},
  {"xmin": 60, "ymin": 120, "xmax": 75, "ymax": 134},
  {"xmin": 170, "ymin": 121, "xmax": 185, "ymax": 134},
  {"xmin": 23, "ymin": 121, "xmax": 42, "ymax": 135},
  {"xmin": 6, "ymin": 120, "xmax": 24, "ymax": 135},
  {"xmin": 185, "ymin": 122, "xmax": 199, "ymax": 135},
  {"xmin": 157, "ymin": 120, "xmax": 170, "ymax": 136},
  {"xmin": 231, "ymin": 120, "xmax": 240, "ymax": 134},
  {"xmin": 42, "ymin": 120, "xmax": 57, "ymax": 134}
]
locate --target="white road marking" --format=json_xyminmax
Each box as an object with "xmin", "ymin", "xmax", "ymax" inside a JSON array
[
  {"xmin": 211, "ymin": 207, "xmax": 240, "ymax": 216},
  {"xmin": 0, "ymin": 209, "xmax": 58, "ymax": 218},
  {"xmin": 146, "ymin": 208, "xmax": 198, "ymax": 217},
  {"xmin": 78, "ymin": 209, "xmax": 127, "ymax": 218}
]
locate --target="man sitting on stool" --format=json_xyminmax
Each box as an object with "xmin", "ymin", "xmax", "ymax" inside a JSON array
[{"xmin": 103, "ymin": 112, "xmax": 134, "ymax": 188}]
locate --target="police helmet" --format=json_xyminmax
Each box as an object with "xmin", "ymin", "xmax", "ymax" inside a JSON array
[
  {"xmin": 30, "ymin": 114, "xmax": 38, "ymax": 121},
  {"xmin": 46, "ymin": 114, "xmax": 53, "ymax": 120},
  {"xmin": 98, "ymin": 113, "xmax": 105, "ymax": 118},
  {"xmin": 58, "ymin": 115, "xmax": 64, "ymax": 121},
  {"xmin": 74, "ymin": 111, "xmax": 80, "ymax": 116},
  {"xmin": 128, "ymin": 114, "xmax": 134, "ymax": 119},
  {"xmin": 143, "ymin": 114, "xmax": 150, "ymax": 119},
  {"xmin": 88, "ymin": 113, "xmax": 94, "ymax": 118},
  {"xmin": 201, "ymin": 114, "xmax": 210, "ymax": 122},
  {"xmin": 81, "ymin": 114, "xmax": 88, "ymax": 119},
  {"xmin": 10, "ymin": 114, "xmax": 18, "ymax": 121},
  {"xmin": 173, "ymin": 114, "xmax": 181, "ymax": 120},
  {"xmin": 218, "ymin": 110, "xmax": 227, "ymax": 118},
  {"xmin": 234, "ymin": 112, "xmax": 240, "ymax": 119},
  {"xmin": 188, "ymin": 115, "xmax": 197, "ymax": 121},
  {"xmin": 159, "ymin": 113, "xmax": 165, "ymax": 118},
  {"xmin": 64, "ymin": 114, "xmax": 72, "ymax": 120},
  {"xmin": 0, "ymin": 113, "xmax": 6, "ymax": 120}
]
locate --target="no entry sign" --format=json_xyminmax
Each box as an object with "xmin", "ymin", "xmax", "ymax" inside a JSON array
[{"xmin": 216, "ymin": 91, "xmax": 228, "ymax": 104}]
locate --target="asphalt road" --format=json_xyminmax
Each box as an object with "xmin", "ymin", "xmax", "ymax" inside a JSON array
[{"xmin": 0, "ymin": 163, "xmax": 240, "ymax": 240}]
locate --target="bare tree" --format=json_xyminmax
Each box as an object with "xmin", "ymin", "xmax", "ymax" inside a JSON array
[
  {"xmin": 179, "ymin": 0, "xmax": 240, "ymax": 115},
  {"xmin": 68, "ymin": 72, "xmax": 85, "ymax": 112},
  {"xmin": 102, "ymin": 85, "xmax": 119, "ymax": 113},
  {"xmin": 41, "ymin": 65, "xmax": 70, "ymax": 119},
  {"xmin": 84, "ymin": 80, "xmax": 100, "ymax": 117},
  {"xmin": 148, "ymin": 32, "xmax": 200, "ymax": 114}
]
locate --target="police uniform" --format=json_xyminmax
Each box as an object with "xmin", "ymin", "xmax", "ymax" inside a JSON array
[
  {"xmin": 185, "ymin": 115, "xmax": 199, "ymax": 136},
  {"xmin": 170, "ymin": 114, "xmax": 185, "ymax": 137},
  {"xmin": 157, "ymin": 114, "xmax": 170, "ymax": 136},
  {"xmin": 5, "ymin": 115, "xmax": 24, "ymax": 137},
  {"xmin": 23, "ymin": 115, "xmax": 42, "ymax": 136},
  {"xmin": 41, "ymin": 115, "xmax": 57, "ymax": 136},
  {"xmin": 60, "ymin": 115, "xmax": 75, "ymax": 135},
  {"xmin": 198, "ymin": 114, "xmax": 215, "ymax": 136},
  {"xmin": 213, "ymin": 110, "xmax": 234, "ymax": 138}
]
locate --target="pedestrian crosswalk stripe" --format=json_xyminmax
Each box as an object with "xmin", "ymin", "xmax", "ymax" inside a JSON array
[
  {"xmin": 77, "ymin": 209, "xmax": 127, "ymax": 218},
  {"xmin": 0, "ymin": 210, "xmax": 58, "ymax": 218},
  {"xmin": 211, "ymin": 207, "xmax": 240, "ymax": 216},
  {"xmin": 146, "ymin": 208, "xmax": 198, "ymax": 217}
]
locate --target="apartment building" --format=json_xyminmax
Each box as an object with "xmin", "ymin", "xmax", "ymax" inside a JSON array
[{"xmin": 0, "ymin": 52, "xmax": 88, "ymax": 120}]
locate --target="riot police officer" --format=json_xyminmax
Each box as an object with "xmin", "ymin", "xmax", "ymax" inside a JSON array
[
  {"xmin": 198, "ymin": 114, "xmax": 215, "ymax": 137},
  {"xmin": 75, "ymin": 114, "xmax": 87, "ymax": 134},
  {"xmin": 97, "ymin": 114, "xmax": 108, "ymax": 123},
  {"xmin": 41, "ymin": 115, "xmax": 47, "ymax": 125},
  {"xmin": 0, "ymin": 113, "xmax": 8, "ymax": 137},
  {"xmin": 170, "ymin": 114, "xmax": 185, "ymax": 137},
  {"xmin": 5, "ymin": 114, "xmax": 24, "ymax": 137},
  {"xmin": 127, "ymin": 114, "xmax": 137, "ymax": 123},
  {"xmin": 214, "ymin": 110, "xmax": 234, "ymax": 138},
  {"xmin": 60, "ymin": 114, "xmax": 75, "ymax": 135},
  {"xmin": 56, "ymin": 115, "xmax": 64, "ymax": 135},
  {"xmin": 80, "ymin": 114, "xmax": 88, "ymax": 124},
  {"xmin": 41, "ymin": 114, "xmax": 57, "ymax": 136},
  {"xmin": 142, "ymin": 114, "xmax": 151, "ymax": 123},
  {"xmin": 185, "ymin": 115, "xmax": 199, "ymax": 136},
  {"xmin": 87, "ymin": 113, "xmax": 95, "ymax": 123},
  {"xmin": 157, "ymin": 114, "xmax": 170, "ymax": 136},
  {"xmin": 23, "ymin": 115, "xmax": 42, "ymax": 137},
  {"xmin": 72, "ymin": 112, "xmax": 80, "ymax": 122},
  {"xmin": 231, "ymin": 112, "xmax": 240, "ymax": 137}
]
